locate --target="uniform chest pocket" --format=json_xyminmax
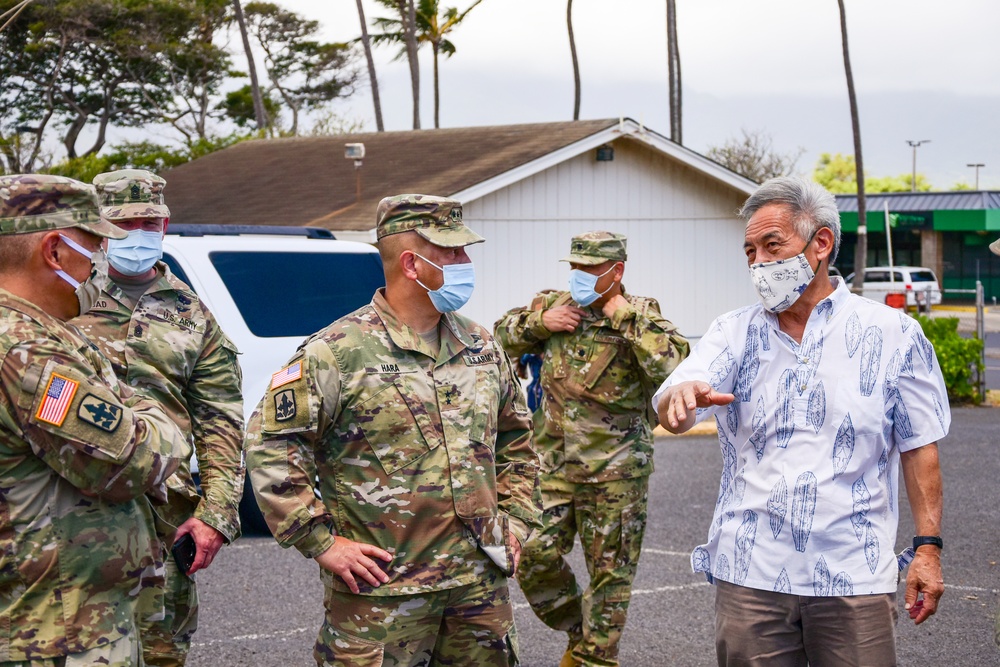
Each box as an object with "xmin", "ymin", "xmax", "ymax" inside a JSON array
[
  {"xmin": 357, "ymin": 379, "xmax": 434, "ymax": 475},
  {"xmin": 130, "ymin": 315, "xmax": 201, "ymax": 378}
]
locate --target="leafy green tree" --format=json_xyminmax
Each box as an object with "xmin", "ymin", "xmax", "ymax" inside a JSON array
[
  {"xmin": 243, "ymin": 2, "xmax": 357, "ymax": 135},
  {"xmin": 706, "ymin": 129, "xmax": 803, "ymax": 184},
  {"xmin": 814, "ymin": 153, "xmax": 933, "ymax": 193},
  {"xmin": 217, "ymin": 85, "xmax": 281, "ymax": 130}
]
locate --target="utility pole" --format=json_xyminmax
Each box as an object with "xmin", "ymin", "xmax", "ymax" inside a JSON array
[
  {"xmin": 906, "ymin": 139, "xmax": 931, "ymax": 192},
  {"xmin": 967, "ymin": 163, "xmax": 985, "ymax": 190}
]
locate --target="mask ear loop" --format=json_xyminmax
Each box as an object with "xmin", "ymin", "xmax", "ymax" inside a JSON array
[
  {"xmin": 595, "ymin": 262, "xmax": 621, "ymax": 299},
  {"xmin": 411, "ymin": 252, "xmax": 442, "ymax": 294}
]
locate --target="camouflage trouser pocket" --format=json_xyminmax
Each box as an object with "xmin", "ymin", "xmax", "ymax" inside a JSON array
[{"xmin": 314, "ymin": 620, "xmax": 385, "ymax": 667}]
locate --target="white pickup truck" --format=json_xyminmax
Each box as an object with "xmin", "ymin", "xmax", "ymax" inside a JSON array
[{"xmin": 161, "ymin": 225, "xmax": 384, "ymax": 532}]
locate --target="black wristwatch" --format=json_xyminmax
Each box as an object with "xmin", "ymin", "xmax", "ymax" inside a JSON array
[{"xmin": 913, "ymin": 535, "xmax": 943, "ymax": 551}]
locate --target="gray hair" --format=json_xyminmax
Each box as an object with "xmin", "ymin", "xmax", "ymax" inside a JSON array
[{"xmin": 739, "ymin": 176, "xmax": 842, "ymax": 264}]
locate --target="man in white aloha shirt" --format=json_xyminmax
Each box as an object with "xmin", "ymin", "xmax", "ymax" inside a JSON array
[{"xmin": 654, "ymin": 177, "xmax": 949, "ymax": 667}]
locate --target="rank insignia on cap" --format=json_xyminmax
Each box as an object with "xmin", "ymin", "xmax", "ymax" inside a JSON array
[
  {"xmin": 271, "ymin": 362, "xmax": 302, "ymax": 389},
  {"xmin": 36, "ymin": 373, "xmax": 79, "ymax": 427},
  {"xmin": 130, "ymin": 183, "xmax": 141, "ymax": 201},
  {"xmin": 274, "ymin": 389, "xmax": 296, "ymax": 422},
  {"xmin": 77, "ymin": 394, "xmax": 122, "ymax": 433}
]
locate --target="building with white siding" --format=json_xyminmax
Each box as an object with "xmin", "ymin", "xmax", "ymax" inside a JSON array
[{"xmin": 165, "ymin": 118, "xmax": 758, "ymax": 337}]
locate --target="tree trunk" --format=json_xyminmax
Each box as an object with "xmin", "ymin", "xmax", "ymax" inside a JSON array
[
  {"xmin": 433, "ymin": 42, "xmax": 440, "ymax": 128},
  {"xmin": 838, "ymin": 0, "xmax": 866, "ymax": 288},
  {"xmin": 355, "ymin": 0, "xmax": 384, "ymax": 132},
  {"xmin": 62, "ymin": 113, "xmax": 87, "ymax": 159},
  {"xmin": 666, "ymin": 0, "xmax": 682, "ymax": 143},
  {"xmin": 232, "ymin": 0, "xmax": 268, "ymax": 131},
  {"xmin": 568, "ymin": 0, "xmax": 580, "ymax": 120},
  {"xmin": 400, "ymin": 0, "xmax": 420, "ymax": 129}
]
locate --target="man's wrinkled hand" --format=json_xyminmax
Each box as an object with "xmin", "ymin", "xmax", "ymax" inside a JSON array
[
  {"xmin": 657, "ymin": 380, "xmax": 735, "ymax": 433},
  {"xmin": 315, "ymin": 537, "xmax": 393, "ymax": 594},
  {"xmin": 174, "ymin": 517, "xmax": 225, "ymax": 574},
  {"xmin": 542, "ymin": 305, "xmax": 586, "ymax": 333},
  {"xmin": 904, "ymin": 549, "xmax": 943, "ymax": 625}
]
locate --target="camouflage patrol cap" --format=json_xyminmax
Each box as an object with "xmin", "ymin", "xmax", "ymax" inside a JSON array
[
  {"xmin": 991, "ymin": 237, "xmax": 1000, "ymax": 256},
  {"xmin": 560, "ymin": 231, "xmax": 627, "ymax": 265},
  {"xmin": 93, "ymin": 169, "xmax": 170, "ymax": 220},
  {"xmin": 376, "ymin": 194, "xmax": 484, "ymax": 248},
  {"xmin": 0, "ymin": 174, "xmax": 127, "ymax": 239}
]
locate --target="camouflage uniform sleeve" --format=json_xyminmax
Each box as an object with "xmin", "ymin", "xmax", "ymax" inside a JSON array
[
  {"xmin": 185, "ymin": 309, "xmax": 245, "ymax": 543},
  {"xmin": 493, "ymin": 291, "xmax": 561, "ymax": 357},
  {"xmin": 245, "ymin": 339, "xmax": 338, "ymax": 558},
  {"xmin": 0, "ymin": 340, "xmax": 190, "ymax": 503},
  {"xmin": 609, "ymin": 297, "xmax": 691, "ymax": 416},
  {"xmin": 493, "ymin": 346, "xmax": 542, "ymax": 545}
]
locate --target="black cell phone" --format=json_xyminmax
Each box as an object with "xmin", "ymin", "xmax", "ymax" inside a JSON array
[{"xmin": 171, "ymin": 533, "xmax": 197, "ymax": 574}]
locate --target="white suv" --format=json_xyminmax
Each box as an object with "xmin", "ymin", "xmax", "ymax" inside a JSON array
[
  {"xmin": 162, "ymin": 225, "xmax": 385, "ymax": 531},
  {"xmin": 845, "ymin": 266, "xmax": 942, "ymax": 307}
]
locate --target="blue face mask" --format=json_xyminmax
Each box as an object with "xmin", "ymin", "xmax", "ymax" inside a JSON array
[
  {"xmin": 107, "ymin": 229, "xmax": 163, "ymax": 276},
  {"xmin": 414, "ymin": 253, "xmax": 475, "ymax": 313},
  {"xmin": 569, "ymin": 264, "xmax": 617, "ymax": 307}
]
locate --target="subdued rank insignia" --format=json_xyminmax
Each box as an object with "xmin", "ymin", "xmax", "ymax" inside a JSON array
[
  {"xmin": 274, "ymin": 389, "xmax": 296, "ymax": 422},
  {"xmin": 77, "ymin": 394, "xmax": 122, "ymax": 432}
]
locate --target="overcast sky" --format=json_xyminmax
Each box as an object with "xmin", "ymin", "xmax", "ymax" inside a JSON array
[{"xmin": 269, "ymin": 0, "xmax": 999, "ymax": 187}]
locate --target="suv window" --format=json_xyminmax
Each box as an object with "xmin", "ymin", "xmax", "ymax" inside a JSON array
[
  {"xmin": 210, "ymin": 251, "xmax": 384, "ymax": 337},
  {"xmin": 909, "ymin": 271, "xmax": 936, "ymax": 283}
]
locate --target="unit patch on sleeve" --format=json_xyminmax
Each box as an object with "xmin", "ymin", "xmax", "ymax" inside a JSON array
[
  {"xmin": 35, "ymin": 373, "xmax": 79, "ymax": 427},
  {"xmin": 271, "ymin": 362, "xmax": 303, "ymax": 389},
  {"xmin": 77, "ymin": 394, "xmax": 123, "ymax": 433},
  {"xmin": 273, "ymin": 389, "xmax": 297, "ymax": 422}
]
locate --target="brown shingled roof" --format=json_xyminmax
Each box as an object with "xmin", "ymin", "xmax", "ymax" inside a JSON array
[{"xmin": 163, "ymin": 119, "xmax": 620, "ymax": 231}]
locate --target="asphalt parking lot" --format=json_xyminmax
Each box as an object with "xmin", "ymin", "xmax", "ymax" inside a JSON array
[{"xmin": 187, "ymin": 405, "xmax": 999, "ymax": 666}]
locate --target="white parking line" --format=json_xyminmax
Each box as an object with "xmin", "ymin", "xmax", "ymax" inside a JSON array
[{"xmin": 195, "ymin": 626, "xmax": 312, "ymax": 646}]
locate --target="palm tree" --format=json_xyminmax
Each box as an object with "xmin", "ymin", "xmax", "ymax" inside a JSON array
[
  {"xmin": 373, "ymin": 0, "xmax": 483, "ymax": 129},
  {"xmin": 421, "ymin": 0, "xmax": 482, "ymax": 128},
  {"xmin": 232, "ymin": 0, "xmax": 268, "ymax": 131},
  {"xmin": 666, "ymin": 0, "xmax": 681, "ymax": 143},
  {"xmin": 837, "ymin": 0, "xmax": 867, "ymax": 289},
  {"xmin": 568, "ymin": 0, "xmax": 580, "ymax": 120},
  {"xmin": 355, "ymin": 0, "xmax": 384, "ymax": 131}
]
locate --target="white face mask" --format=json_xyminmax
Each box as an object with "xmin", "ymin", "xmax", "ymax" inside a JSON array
[{"xmin": 748, "ymin": 235, "xmax": 817, "ymax": 313}]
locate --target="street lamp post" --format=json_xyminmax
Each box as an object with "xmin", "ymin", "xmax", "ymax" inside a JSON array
[
  {"xmin": 966, "ymin": 163, "xmax": 985, "ymax": 190},
  {"xmin": 906, "ymin": 139, "xmax": 931, "ymax": 192}
]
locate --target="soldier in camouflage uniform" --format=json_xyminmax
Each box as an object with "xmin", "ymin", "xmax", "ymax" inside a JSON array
[
  {"xmin": 494, "ymin": 232, "xmax": 689, "ymax": 667},
  {"xmin": 246, "ymin": 194, "xmax": 541, "ymax": 667},
  {"xmin": 72, "ymin": 170, "xmax": 245, "ymax": 667},
  {"xmin": 0, "ymin": 174, "xmax": 191, "ymax": 666}
]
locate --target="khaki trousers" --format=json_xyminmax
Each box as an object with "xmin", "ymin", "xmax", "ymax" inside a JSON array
[{"xmin": 714, "ymin": 580, "xmax": 898, "ymax": 667}]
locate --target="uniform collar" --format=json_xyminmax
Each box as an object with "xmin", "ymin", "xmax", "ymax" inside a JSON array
[
  {"xmin": 105, "ymin": 261, "xmax": 192, "ymax": 305},
  {"xmin": 371, "ymin": 288, "xmax": 477, "ymax": 364}
]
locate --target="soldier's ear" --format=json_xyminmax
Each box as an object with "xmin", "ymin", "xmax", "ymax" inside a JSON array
[
  {"xmin": 399, "ymin": 250, "xmax": 420, "ymax": 281},
  {"xmin": 40, "ymin": 232, "xmax": 63, "ymax": 271}
]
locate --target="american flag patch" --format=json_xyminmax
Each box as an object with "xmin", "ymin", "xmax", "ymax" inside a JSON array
[
  {"xmin": 36, "ymin": 373, "xmax": 79, "ymax": 427},
  {"xmin": 271, "ymin": 362, "xmax": 302, "ymax": 389}
]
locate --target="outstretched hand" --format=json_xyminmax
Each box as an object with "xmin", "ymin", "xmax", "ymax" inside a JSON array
[
  {"xmin": 315, "ymin": 536, "xmax": 393, "ymax": 594},
  {"xmin": 656, "ymin": 380, "xmax": 734, "ymax": 434}
]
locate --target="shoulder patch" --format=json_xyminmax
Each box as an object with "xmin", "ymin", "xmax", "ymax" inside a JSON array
[
  {"xmin": 77, "ymin": 394, "xmax": 123, "ymax": 432},
  {"xmin": 36, "ymin": 373, "xmax": 79, "ymax": 426},
  {"xmin": 271, "ymin": 362, "xmax": 303, "ymax": 389},
  {"xmin": 273, "ymin": 389, "xmax": 297, "ymax": 421}
]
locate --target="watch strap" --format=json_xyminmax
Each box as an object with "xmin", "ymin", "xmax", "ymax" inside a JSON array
[{"xmin": 913, "ymin": 535, "xmax": 943, "ymax": 550}]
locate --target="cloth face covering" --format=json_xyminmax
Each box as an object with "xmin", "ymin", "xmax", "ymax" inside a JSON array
[
  {"xmin": 55, "ymin": 234, "xmax": 109, "ymax": 315},
  {"xmin": 415, "ymin": 253, "xmax": 476, "ymax": 313},
  {"xmin": 107, "ymin": 229, "xmax": 163, "ymax": 276}
]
